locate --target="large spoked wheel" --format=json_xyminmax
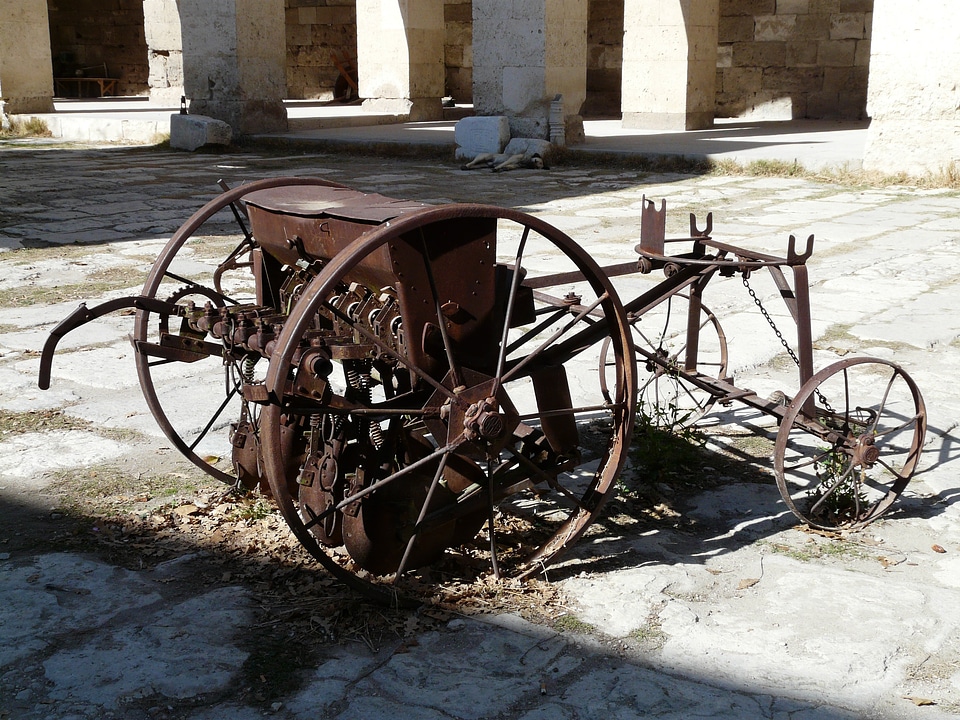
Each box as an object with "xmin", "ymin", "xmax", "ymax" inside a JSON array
[
  {"xmin": 259, "ymin": 205, "xmax": 636, "ymax": 599},
  {"xmin": 133, "ymin": 177, "xmax": 348, "ymax": 484},
  {"xmin": 774, "ymin": 357, "xmax": 926, "ymax": 530},
  {"xmin": 601, "ymin": 292, "xmax": 727, "ymax": 427}
]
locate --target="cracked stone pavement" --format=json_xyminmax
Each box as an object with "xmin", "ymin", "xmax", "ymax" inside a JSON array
[{"xmin": 1, "ymin": 142, "xmax": 959, "ymax": 719}]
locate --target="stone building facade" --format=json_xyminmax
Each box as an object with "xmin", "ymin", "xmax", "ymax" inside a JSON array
[
  {"xmin": 0, "ymin": 0, "xmax": 957, "ymax": 173},
  {"xmin": 716, "ymin": 0, "xmax": 873, "ymax": 120}
]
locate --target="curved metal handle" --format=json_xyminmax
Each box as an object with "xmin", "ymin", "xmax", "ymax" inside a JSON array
[{"xmin": 38, "ymin": 296, "xmax": 179, "ymax": 390}]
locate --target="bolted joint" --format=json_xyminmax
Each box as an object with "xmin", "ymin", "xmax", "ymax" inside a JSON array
[
  {"xmin": 854, "ymin": 434, "xmax": 880, "ymax": 467},
  {"xmin": 463, "ymin": 397, "xmax": 505, "ymax": 441}
]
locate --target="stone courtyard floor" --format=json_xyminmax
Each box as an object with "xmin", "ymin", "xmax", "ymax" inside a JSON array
[{"xmin": 1, "ymin": 142, "xmax": 959, "ymax": 719}]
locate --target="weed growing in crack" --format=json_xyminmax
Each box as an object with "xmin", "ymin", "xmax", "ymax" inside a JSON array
[
  {"xmin": 810, "ymin": 444, "xmax": 867, "ymax": 525},
  {"xmin": 553, "ymin": 613, "xmax": 596, "ymax": 634},
  {"xmin": 629, "ymin": 397, "xmax": 709, "ymax": 487}
]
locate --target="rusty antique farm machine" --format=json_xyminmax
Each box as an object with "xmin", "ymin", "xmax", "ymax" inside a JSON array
[{"xmin": 39, "ymin": 177, "xmax": 927, "ymax": 601}]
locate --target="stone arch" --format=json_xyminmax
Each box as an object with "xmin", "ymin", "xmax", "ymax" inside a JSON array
[
  {"xmin": 584, "ymin": 0, "xmax": 624, "ymax": 117},
  {"xmin": 584, "ymin": 0, "xmax": 876, "ymax": 127},
  {"xmin": 47, "ymin": 0, "xmax": 149, "ymax": 97}
]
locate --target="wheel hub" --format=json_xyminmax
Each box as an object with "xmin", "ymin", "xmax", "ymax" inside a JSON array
[
  {"xmin": 852, "ymin": 433, "xmax": 880, "ymax": 467},
  {"xmin": 427, "ymin": 369, "xmax": 521, "ymax": 457},
  {"xmin": 464, "ymin": 397, "xmax": 505, "ymax": 441}
]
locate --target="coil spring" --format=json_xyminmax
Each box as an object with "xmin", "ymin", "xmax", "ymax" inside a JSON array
[
  {"xmin": 345, "ymin": 363, "xmax": 383, "ymax": 449},
  {"xmin": 242, "ymin": 355, "xmax": 257, "ymax": 384}
]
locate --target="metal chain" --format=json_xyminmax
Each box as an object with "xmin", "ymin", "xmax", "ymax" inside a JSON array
[
  {"xmin": 742, "ymin": 274, "xmax": 802, "ymax": 366},
  {"xmin": 742, "ymin": 274, "xmax": 833, "ymax": 414}
]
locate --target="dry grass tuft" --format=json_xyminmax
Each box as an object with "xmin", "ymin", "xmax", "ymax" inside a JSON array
[{"xmin": 0, "ymin": 116, "xmax": 52, "ymax": 140}]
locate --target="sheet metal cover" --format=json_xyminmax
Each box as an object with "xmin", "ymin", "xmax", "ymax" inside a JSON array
[{"xmin": 244, "ymin": 185, "xmax": 430, "ymax": 223}]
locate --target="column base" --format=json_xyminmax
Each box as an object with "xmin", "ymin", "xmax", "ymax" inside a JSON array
[
  {"xmin": 187, "ymin": 98, "xmax": 287, "ymax": 136},
  {"xmin": 150, "ymin": 87, "xmax": 185, "ymax": 107},
  {"xmin": 622, "ymin": 111, "xmax": 713, "ymax": 131},
  {"xmin": 3, "ymin": 96, "xmax": 54, "ymax": 114},
  {"xmin": 361, "ymin": 97, "xmax": 442, "ymax": 121}
]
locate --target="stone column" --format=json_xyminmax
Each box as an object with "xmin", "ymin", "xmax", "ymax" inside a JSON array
[
  {"xmin": 472, "ymin": 0, "xmax": 587, "ymax": 140},
  {"xmin": 622, "ymin": 0, "xmax": 718, "ymax": 130},
  {"xmin": 143, "ymin": 0, "xmax": 184, "ymax": 106},
  {"xmin": 356, "ymin": 0, "xmax": 444, "ymax": 121},
  {"xmin": 863, "ymin": 0, "xmax": 960, "ymax": 175},
  {"xmin": 179, "ymin": 0, "xmax": 287, "ymax": 135},
  {"xmin": 0, "ymin": 0, "xmax": 54, "ymax": 114}
]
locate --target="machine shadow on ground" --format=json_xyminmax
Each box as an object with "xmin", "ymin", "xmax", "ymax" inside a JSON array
[{"xmin": 0, "ymin": 475, "xmax": 894, "ymax": 719}]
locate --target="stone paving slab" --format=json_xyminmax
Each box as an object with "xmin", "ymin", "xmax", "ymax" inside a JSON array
[{"xmin": 0, "ymin": 144, "xmax": 959, "ymax": 719}]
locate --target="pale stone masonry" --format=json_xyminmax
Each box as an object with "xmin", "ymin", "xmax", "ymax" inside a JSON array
[
  {"xmin": 863, "ymin": 0, "xmax": 960, "ymax": 174},
  {"xmin": 47, "ymin": 0, "xmax": 149, "ymax": 98},
  {"xmin": 473, "ymin": 0, "xmax": 587, "ymax": 138},
  {"xmin": 0, "ymin": 0, "xmax": 54, "ymax": 114},
  {"xmin": 285, "ymin": 0, "xmax": 357, "ymax": 101},
  {"xmin": 585, "ymin": 0, "xmax": 624, "ymax": 116},
  {"xmin": 179, "ymin": 0, "xmax": 288, "ymax": 134},
  {"xmin": 356, "ymin": 0, "xmax": 445, "ymax": 120},
  {"xmin": 143, "ymin": 0, "xmax": 184, "ymax": 106},
  {"xmin": 716, "ymin": 0, "xmax": 873, "ymax": 120},
  {"xmin": 444, "ymin": 0, "xmax": 472, "ymax": 102},
  {"xmin": 622, "ymin": 0, "xmax": 719, "ymax": 130},
  {"xmin": 2, "ymin": 0, "xmax": 959, "ymax": 174}
]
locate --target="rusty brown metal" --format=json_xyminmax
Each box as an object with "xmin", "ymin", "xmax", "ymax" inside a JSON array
[
  {"xmin": 37, "ymin": 177, "xmax": 928, "ymax": 603},
  {"xmin": 256, "ymin": 200, "xmax": 636, "ymax": 590},
  {"xmin": 774, "ymin": 357, "xmax": 927, "ymax": 529}
]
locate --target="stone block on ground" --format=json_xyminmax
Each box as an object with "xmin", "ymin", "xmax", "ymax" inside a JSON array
[
  {"xmin": 169, "ymin": 113, "xmax": 233, "ymax": 151},
  {"xmin": 454, "ymin": 115, "xmax": 510, "ymax": 160}
]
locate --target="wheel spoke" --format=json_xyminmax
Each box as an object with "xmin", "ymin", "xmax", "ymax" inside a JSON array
[
  {"xmin": 418, "ymin": 228, "xmax": 466, "ymax": 389},
  {"xmin": 807, "ymin": 460, "xmax": 856, "ymax": 517},
  {"xmin": 494, "ymin": 225, "xmax": 531, "ymax": 389},
  {"xmin": 502, "ymin": 292, "xmax": 609, "ymax": 384},
  {"xmin": 873, "ymin": 412, "xmax": 922, "ymax": 439},
  {"xmin": 842, "ymin": 367, "xmax": 851, "ymax": 428},
  {"xmin": 485, "ymin": 459, "xmax": 501, "ymax": 580},
  {"xmin": 517, "ymin": 402, "xmax": 624, "ymax": 421},
  {"xmin": 502, "ymin": 445, "xmax": 589, "ymax": 511},
  {"xmin": 676, "ymin": 377, "xmax": 709, "ymax": 411},
  {"xmin": 873, "ymin": 455, "xmax": 911, "ymax": 483},
  {"xmin": 187, "ymin": 382, "xmax": 240, "ymax": 452},
  {"xmin": 282, "ymin": 398, "xmax": 439, "ymax": 419},
  {"xmin": 656, "ymin": 296, "xmax": 674, "ymax": 346},
  {"xmin": 785, "ymin": 444, "xmax": 837, "ymax": 473},
  {"xmin": 396, "ymin": 451, "xmax": 451, "ymax": 578},
  {"xmin": 868, "ymin": 368, "xmax": 901, "ymax": 435},
  {"xmin": 506, "ymin": 307, "xmax": 568, "ymax": 355},
  {"xmin": 333, "ymin": 438, "xmax": 466, "ymax": 514}
]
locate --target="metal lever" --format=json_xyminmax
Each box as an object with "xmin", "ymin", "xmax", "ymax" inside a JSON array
[{"xmin": 38, "ymin": 296, "xmax": 179, "ymax": 390}]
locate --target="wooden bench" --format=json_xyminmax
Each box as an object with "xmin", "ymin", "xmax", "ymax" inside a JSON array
[{"xmin": 54, "ymin": 77, "xmax": 118, "ymax": 98}]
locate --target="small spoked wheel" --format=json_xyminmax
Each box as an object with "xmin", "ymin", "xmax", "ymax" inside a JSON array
[
  {"xmin": 258, "ymin": 204, "xmax": 636, "ymax": 599},
  {"xmin": 774, "ymin": 357, "xmax": 926, "ymax": 530},
  {"xmin": 600, "ymin": 292, "xmax": 727, "ymax": 427},
  {"xmin": 133, "ymin": 177, "xmax": 348, "ymax": 484}
]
